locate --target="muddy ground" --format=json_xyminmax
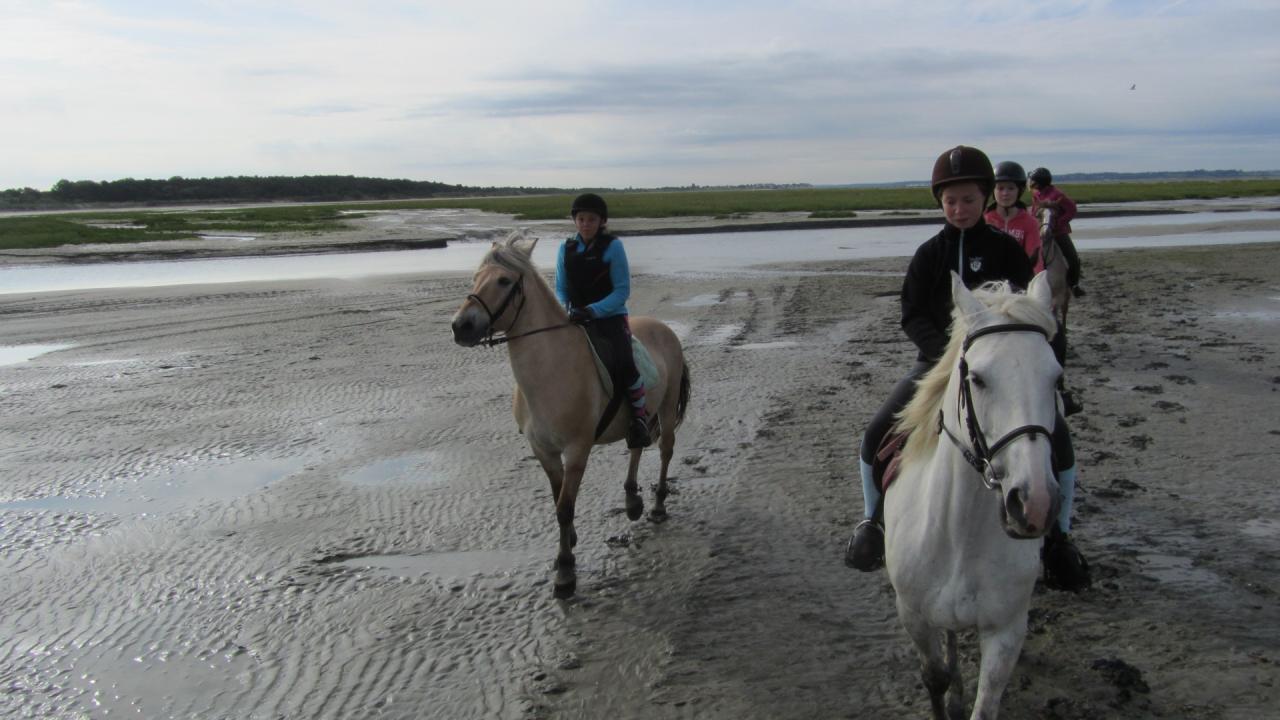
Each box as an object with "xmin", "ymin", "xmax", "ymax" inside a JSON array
[{"xmin": 1, "ymin": 241, "xmax": 1278, "ymax": 719}]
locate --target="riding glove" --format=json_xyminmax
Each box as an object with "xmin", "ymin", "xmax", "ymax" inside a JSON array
[{"xmin": 568, "ymin": 307, "xmax": 594, "ymax": 325}]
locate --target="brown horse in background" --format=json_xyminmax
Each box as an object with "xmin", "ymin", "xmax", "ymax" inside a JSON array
[
  {"xmin": 451, "ymin": 233, "xmax": 690, "ymax": 598},
  {"xmin": 1037, "ymin": 208, "xmax": 1072, "ymax": 329}
]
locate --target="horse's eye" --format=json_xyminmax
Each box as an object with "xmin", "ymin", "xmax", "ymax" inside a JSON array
[
  {"xmin": 497, "ymin": 277, "xmax": 512, "ymax": 287},
  {"xmin": 970, "ymin": 374, "xmax": 986, "ymax": 389}
]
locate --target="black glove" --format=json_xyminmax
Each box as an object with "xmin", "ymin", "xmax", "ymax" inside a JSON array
[{"xmin": 568, "ymin": 307, "xmax": 594, "ymax": 325}]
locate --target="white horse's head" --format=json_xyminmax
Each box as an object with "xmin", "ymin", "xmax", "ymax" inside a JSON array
[
  {"xmin": 451, "ymin": 231, "xmax": 540, "ymax": 347},
  {"xmin": 949, "ymin": 271, "xmax": 1061, "ymax": 538}
]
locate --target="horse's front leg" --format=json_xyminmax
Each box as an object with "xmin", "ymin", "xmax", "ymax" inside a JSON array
[
  {"xmin": 553, "ymin": 445, "xmax": 590, "ymax": 598},
  {"xmin": 898, "ymin": 602, "xmax": 958, "ymax": 720},
  {"xmin": 970, "ymin": 621, "xmax": 1027, "ymax": 720},
  {"xmin": 532, "ymin": 445, "xmax": 575, "ymax": 549}
]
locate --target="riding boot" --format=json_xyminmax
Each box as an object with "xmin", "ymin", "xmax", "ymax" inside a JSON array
[
  {"xmin": 1059, "ymin": 381, "xmax": 1084, "ymax": 417},
  {"xmin": 1042, "ymin": 526, "xmax": 1092, "ymax": 592},
  {"xmin": 1057, "ymin": 233, "xmax": 1085, "ymax": 295},
  {"xmin": 845, "ymin": 460, "xmax": 885, "ymax": 570},
  {"xmin": 1043, "ymin": 465, "xmax": 1090, "ymax": 591}
]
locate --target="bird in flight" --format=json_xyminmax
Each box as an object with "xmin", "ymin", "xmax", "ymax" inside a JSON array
[{"xmin": 1130, "ymin": 84, "xmax": 1136, "ymax": 90}]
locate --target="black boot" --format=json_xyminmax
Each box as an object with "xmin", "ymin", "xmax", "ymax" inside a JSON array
[
  {"xmin": 1061, "ymin": 390, "xmax": 1084, "ymax": 417},
  {"xmin": 844, "ymin": 519, "xmax": 885, "ymax": 571},
  {"xmin": 627, "ymin": 415, "xmax": 652, "ymax": 449},
  {"xmin": 1042, "ymin": 527, "xmax": 1091, "ymax": 592}
]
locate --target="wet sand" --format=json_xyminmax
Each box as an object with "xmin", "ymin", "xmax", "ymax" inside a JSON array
[{"xmin": 2, "ymin": 241, "xmax": 1279, "ymax": 718}]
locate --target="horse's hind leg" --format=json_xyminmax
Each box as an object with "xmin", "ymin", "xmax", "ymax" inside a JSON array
[
  {"xmin": 651, "ymin": 411, "xmax": 676, "ymax": 520},
  {"xmin": 899, "ymin": 604, "xmax": 958, "ymax": 720},
  {"xmin": 624, "ymin": 448, "xmax": 645, "ymax": 521}
]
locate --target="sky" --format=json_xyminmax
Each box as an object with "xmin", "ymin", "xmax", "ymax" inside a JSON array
[{"xmin": 2, "ymin": 0, "xmax": 1278, "ymax": 190}]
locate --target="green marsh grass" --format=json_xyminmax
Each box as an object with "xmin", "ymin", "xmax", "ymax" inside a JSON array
[{"xmin": 2, "ymin": 179, "xmax": 1277, "ymax": 251}]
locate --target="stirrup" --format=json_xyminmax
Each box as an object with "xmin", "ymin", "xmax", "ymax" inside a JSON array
[{"xmin": 844, "ymin": 519, "xmax": 885, "ymax": 571}]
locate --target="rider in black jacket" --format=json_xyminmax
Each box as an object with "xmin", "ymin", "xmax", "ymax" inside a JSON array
[{"xmin": 845, "ymin": 146, "xmax": 1091, "ymax": 592}]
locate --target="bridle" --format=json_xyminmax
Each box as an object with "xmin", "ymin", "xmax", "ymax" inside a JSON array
[
  {"xmin": 465, "ymin": 271, "xmax": 573, "ymax": 347},
  {"xmin": 938, "ymin": 322, "xmax": 1056, "ymax": 491}
]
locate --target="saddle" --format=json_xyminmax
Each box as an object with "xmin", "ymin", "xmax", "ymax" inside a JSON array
[{"xmin": 581, "ymin": 326, "xmax": 659, "ymax": 440}]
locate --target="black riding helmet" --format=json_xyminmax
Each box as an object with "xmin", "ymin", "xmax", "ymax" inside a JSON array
[
  {"xmin": 1029, "ymin": 167, "xmax": 1053, "ymax": 187},
  {"xmin": 570, "ymin": 192, "xmax": 608, "ymax": 220},
  {"xmin": 994, "ymin": 161, "xmax": 1028, "ymax": 191},
  {"xmin": 930, "ymin": 146, "xmax": 995, "ymax": 204}
]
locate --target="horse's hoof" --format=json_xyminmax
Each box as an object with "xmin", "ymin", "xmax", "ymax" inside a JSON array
[
  {"xmin": 648, "ymin": 508, "xmax": 668, "ymax": 523},
  {"xmin": 626, "ymin": 494, "xmax": 644, "ymax": 521},
  {"xmin": 553, "ymin": 575, "xmax": 577, "ymax": 598}
]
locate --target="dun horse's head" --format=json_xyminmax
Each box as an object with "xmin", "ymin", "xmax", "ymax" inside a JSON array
[
  {"xmin": 451, "ymin": 233, "xmax": 539, "ymax": 347},
  {"xmin": 950, "ymin": 273, "xmax": 1062, "ymax": 539}
]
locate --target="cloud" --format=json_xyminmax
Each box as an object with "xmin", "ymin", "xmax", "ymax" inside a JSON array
[{"xmin": 1, "ymin": 1, "xmax": 1277, "ymax": 189}]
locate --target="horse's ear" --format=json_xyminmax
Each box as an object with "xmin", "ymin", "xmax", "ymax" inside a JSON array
[
  {"xmin": 1028, "ymin": 271, "xmax": 1053, "ymax": 310},
  {"xmin": 951, "ymin": 271, "xmax": 986, "ymax": 321}
]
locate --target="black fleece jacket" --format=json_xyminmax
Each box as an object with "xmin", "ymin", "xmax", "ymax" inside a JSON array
[{"xmin": 900, "ymin": 220, "xmax": 1035, "ymax": 362}]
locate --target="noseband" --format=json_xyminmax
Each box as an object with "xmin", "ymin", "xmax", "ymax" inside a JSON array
[
  {"xmin": 939, "ymin": 323, "xmax": 1055, "ymax": 491},
  {"xmin": 465, "ymin": 271, "xmax": 574, "ymax": 347},
  {"xmin": 466, "ymin": 273, "xmax": 527, "ymax": 345}
]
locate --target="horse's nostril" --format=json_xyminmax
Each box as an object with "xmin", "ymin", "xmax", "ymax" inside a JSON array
[{"xmin": 1005, "ymin": 488, "xmax": 1027, "ymax": 526}]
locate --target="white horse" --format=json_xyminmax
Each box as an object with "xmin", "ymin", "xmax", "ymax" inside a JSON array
[
  {"xmin": 451, "ymin": 233, "xmax": 690, "ymax": 598},
  {"xmin": 885, "ymin": 272, "xmax": 1061, "ymax": 720}
]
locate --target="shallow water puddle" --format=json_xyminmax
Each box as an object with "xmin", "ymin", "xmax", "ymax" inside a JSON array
[
  {"xmin": 1135, "ymin": 552, "xmax": 1224, "ymax": 589},
  {"xmin": 0, "ymin": 343, "xmax": 76, "ymax": 366},
  {"xmin": 334, "ymin": 550, "xmax": 535, "ymax": 582},
  {"xmin": 675, "ymin": 293, "xmax": 724, "ymax": 307},
  {"xmin": 699, "ymin": 323, "xmax": 744, "ymax": 346},
  {"xmin": 0, "ymin": 456, "xmax": 308, "ymax": 515},
  {"xmin": 1243, "ymin": 518, "xmax": 1280, "ymax": 539},
  {"xmin": 674, "ymin": 290, "xmax": 749, "ymax": 307},
  {"xmin": 342, "ymin": 451, "xmax": 448, "ymax": 485}
]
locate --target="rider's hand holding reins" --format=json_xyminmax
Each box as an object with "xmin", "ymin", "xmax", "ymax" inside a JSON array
[{"xmin": 569, "ymin": 307, "xmax": 594, "ymax": 325}]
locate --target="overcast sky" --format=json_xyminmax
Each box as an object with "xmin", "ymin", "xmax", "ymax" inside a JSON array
[{"xmin": 3, "ymin": 1, "xmax": 1277, "ymax": 190}]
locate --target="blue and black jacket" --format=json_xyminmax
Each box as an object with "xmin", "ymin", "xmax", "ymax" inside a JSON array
[{"xmin": 555, "ymin": 233, "xmax": 632, "ymax": 318}]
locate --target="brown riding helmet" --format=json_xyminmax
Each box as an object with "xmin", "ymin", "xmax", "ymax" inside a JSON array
[{"xmin": 930, "ymin": 145, "xmax": 995, "ymax": 204}]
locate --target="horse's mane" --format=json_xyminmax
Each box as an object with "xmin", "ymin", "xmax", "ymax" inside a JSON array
[
  {"xmin": 481, "ymin": 231, "xmax": 556, "ymax": 298},
  {"xmin": 895, "ymin": 280, "xmax": 1058, "ymax": 465}
]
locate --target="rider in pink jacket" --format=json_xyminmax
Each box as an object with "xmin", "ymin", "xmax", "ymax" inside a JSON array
[
  {"xmin": 985, "ymin": 161, "xmax": 1043, "ymax": 273},
  {"xmin": 1029, "ymin": 167, "xmax": 1084, "ymax": 296}
]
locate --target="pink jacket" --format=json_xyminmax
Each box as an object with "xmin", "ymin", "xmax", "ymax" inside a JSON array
[
  {"xmin": 985, "ymin": 207, "xmax": 1044, "ymax": 274},
  {"xmin": 1032, "ymin": 186, "xmax": 1077, "ymax": 236}
]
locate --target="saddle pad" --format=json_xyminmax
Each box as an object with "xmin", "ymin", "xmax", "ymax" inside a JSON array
[
  {"xmin": 874, "ymin": 431, "xmax": 909, "ymax": 493},
  {"xmin": 582, "ymin": 328, "xmax": 659, "ymax": 403}
]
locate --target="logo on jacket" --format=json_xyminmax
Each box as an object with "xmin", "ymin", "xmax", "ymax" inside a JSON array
[{"xmin": 969, "ymin": 257, "xmax": 984, "ymax": 272}]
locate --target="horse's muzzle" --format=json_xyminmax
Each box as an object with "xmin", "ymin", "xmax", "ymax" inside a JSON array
[
  {"xmin": 1000, "ymin": 483, "xmax": 1059, "ymax": 539},
  {"xmin": 451, "ymin": 313, "xmax": 486, "ymax": 347}
]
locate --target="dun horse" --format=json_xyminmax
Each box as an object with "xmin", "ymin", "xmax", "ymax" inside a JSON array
[
  {"xmin": 885, "ymin": 272, "xmax": 1060, "ymax": 719},
  {"xmin": 451, "ymin": 233, "xmax": 690, "ymax": 598},
  {"xmin": 1037, "ymin": 208, "xmax": 1072, "ymax": 328}
]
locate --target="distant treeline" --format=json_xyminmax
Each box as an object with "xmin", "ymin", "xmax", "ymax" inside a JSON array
[{"xmin": 0, "ymin": 175, "xmax": 570, "ymax": 209}]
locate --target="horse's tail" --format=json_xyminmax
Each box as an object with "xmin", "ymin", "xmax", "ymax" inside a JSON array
[{"xmin": 674, "ymin": 362, "xmax": 691, "ymax": 429}]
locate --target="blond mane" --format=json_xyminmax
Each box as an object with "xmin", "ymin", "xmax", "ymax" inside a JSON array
[
  {"xmin": 480, "ymin": 231, "xmax": 557, "ymax": 298},
  {"xmin": 895, "ymin": 280, "xmax": 1058, "ymax": 465}
]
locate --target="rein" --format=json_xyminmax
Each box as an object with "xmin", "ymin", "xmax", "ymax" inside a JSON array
[
  {"xmin": 938, "ymin": 322, "xmax": 1055, "ymax": 491},
  {"xmin": 468, "ymin": 273, "xmax": 575, "ymax": 347}
]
